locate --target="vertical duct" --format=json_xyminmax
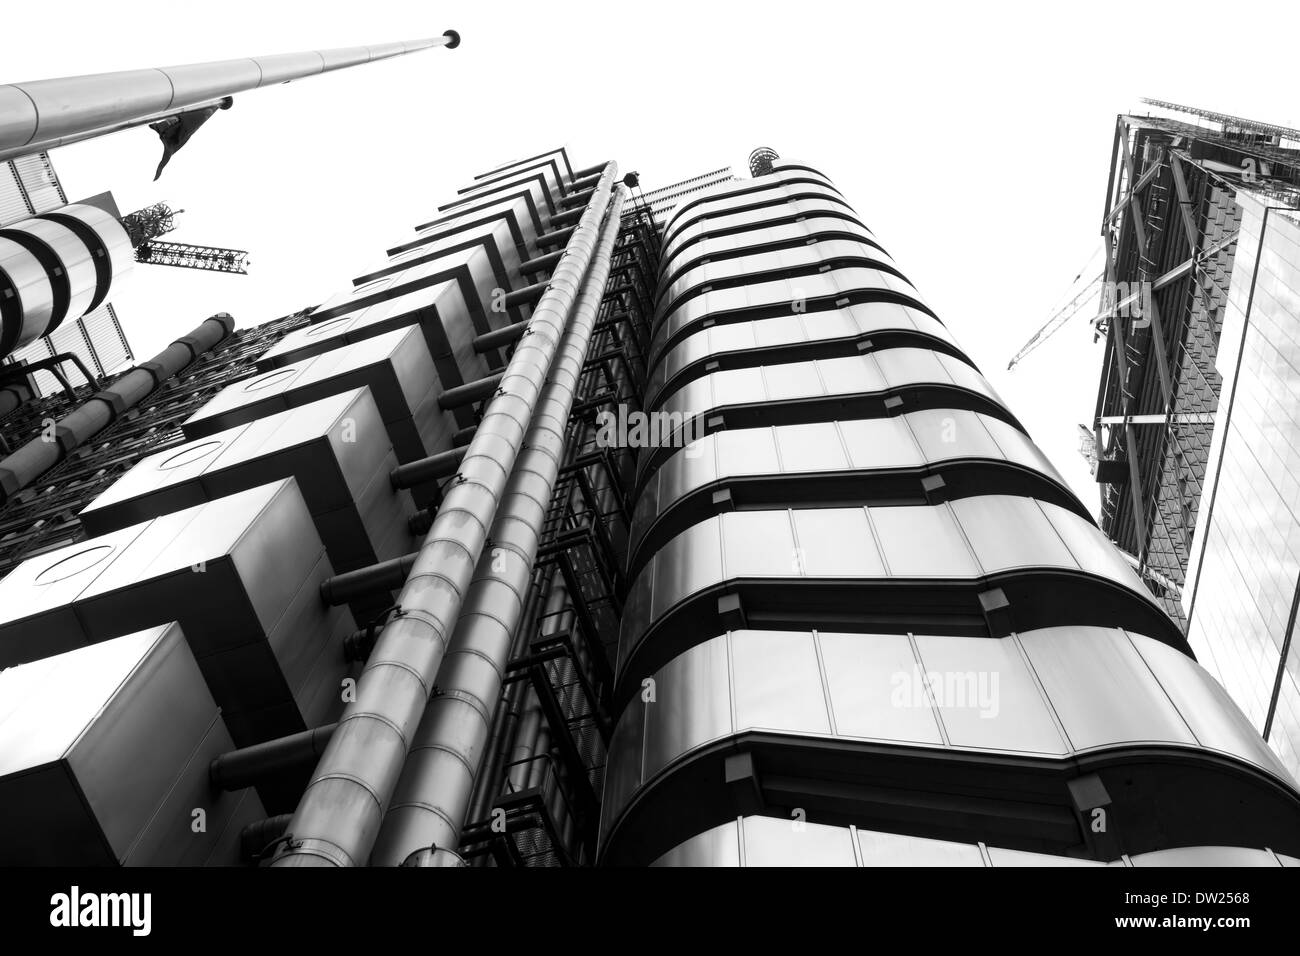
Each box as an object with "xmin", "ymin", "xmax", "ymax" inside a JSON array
[
  {"xmin": 271, "ymin": 164, "xmax": 619, "ymax": 868},
  {"xmin": 370, "ymin": 186, "xmax": 627, "ymax": 865}
]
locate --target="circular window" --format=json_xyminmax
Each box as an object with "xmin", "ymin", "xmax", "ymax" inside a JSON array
[
  {"xmin": 36, "ymin": 544, "xmax": 115, "ymax": 584},
  {"xmin": 307, "ymin": 318, "xmax": 349, "ymax": 338},
  {"xmin": 158, "ymin": 440, "xmax": 223, "ymax": 471},
  {"xmin": 242, "ymin": 367, "xmax": 297, "ymax": 392}
]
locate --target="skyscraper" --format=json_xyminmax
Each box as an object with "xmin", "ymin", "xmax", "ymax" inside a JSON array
[
  {"xmin": 1183, "ymin": 188, "xmax": 1300, "ymax": 779},
  {"xmin": 1085, "ymin": 101, "xmax": 1300, "ymax": 782},
  {"xmin": 1089, "ymin": 101, "xmax": 1300, "ymax": 628},
  {"xmin": 0, "ymin": 138, "xmax": 1296, "ymax": 867}
]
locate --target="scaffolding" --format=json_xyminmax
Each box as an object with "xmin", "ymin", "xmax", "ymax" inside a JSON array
[{"xmin": 1090, "ymin": 107, "xmax": 1300, "ymax": 626}]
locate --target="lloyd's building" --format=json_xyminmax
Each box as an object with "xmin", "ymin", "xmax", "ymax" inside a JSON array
[{"xmin": 0, "ymin": 41, "xmax": 1297, "ymax": 867}]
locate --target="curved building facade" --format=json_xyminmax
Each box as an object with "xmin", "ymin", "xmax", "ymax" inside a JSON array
[
  {"xmin": 598, "ymin": 157, "xmax": 1300, "ymax": 866},
  {"xmin": 1, "ymin": 146, "xmax": 1297, "ymax": 868}
]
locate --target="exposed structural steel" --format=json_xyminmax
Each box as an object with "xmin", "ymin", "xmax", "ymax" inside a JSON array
[
  {"xmin": 120, "ymin": 201, "xmax": 251, "ymax": 274},
  {"xmin": 0, "ymin": 142, "xmax": 1298, "ymax": 869},
  {"xmin": 272, "ymin": 163, "xmax": 619, "ymax": 867},
  {"xmin": 1089, "ymin": 104, "xmax": 1300, "ymax": 626},
  {"xmin": 0, "ymin": 31, "xmax": 461, "ymax": 164},
  {"xmin": 372, "ymin": 186, "xmax": 628, "ymax": 865},
  {"xmin": 0, "ymin": 312, "xmax": 233, "ymax": 502}
]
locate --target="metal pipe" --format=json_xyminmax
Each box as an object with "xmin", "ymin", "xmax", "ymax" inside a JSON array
[
  {"xmin": 271, "ymin": 163, "xmax": 619, "ymax": 868},
  {"xmin": 549, "ymin": 206, "xmax": 587, "ymax": 229},
  {"xmin": 240, "ymin": 815, "xmax": 294, "ymax": 864},
  {"xmin": 437, "ymin": 372, "xmax": 504, "ymax": 411},
  {"xmin": 519, "ymin": 249, "xmax": 564, "ymax": 276},
  {"xmin": 566, "ymin": 174, "xmax": 602, "ymax": 194},
  {"xmin": 320, "ymin": 552, "xmax": 418, "ymax": 606},
  {"xmin": 503, "ymin": 281, "xmax": 549, "ymax": 310},
  {"xmin": 536, "ymin": 225, "xmax": 576, "ymax": 249},
  {"xmin": 559, "ymin": 188, "xmax": 597, "ymax": 209},
  {"xmin": 570, "ymin": 163, "xmax": 608, "ymax": 181},
  {"xmin": 472, "ymin": 320, "xmax": 528, "ymax": 354},
  {"xmin": 0, "ymin": 382, "xmax": 31, "ymax": 419},
  {"xmin": 0, "ymin": 313, "xmax": 233, "ymax": 504},
  {"xmin": 211, "ymin": 723, "xmax": 338, "ymax": 791},
  {"xmin": 466, "ymin": 561, "xmax": 552, "ymax": 824},
  {"xmin": 370, "ymin": 186, "xmax": 627, "ymax": 865},
  {"xmin": 0, "ymin": 32, "xmax": 460, "ymax": 163},
  {"xmin": 390, "ymin": 446, "xmax": 466, "ymax": 490}
]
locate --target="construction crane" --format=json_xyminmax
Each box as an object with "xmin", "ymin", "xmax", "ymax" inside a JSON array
[
  {"xmin": 1007, "ymin": 225, "xmax": 1239, "ymax": 372},
  {"xmin": 119, "ymin": 202, "xmax": 250, "ymax": 275},
  {"xmin": 1006, "ymin": 246, "xmax": 1105, "ymax": 371}
]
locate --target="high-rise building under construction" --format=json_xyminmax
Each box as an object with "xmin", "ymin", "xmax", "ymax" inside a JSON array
[
  {"xmin": 0, "ymin": 44, "xmax": 1297, "ymax": 865},
  {"xmin": 1086, "ymin": 101, "xmax": 1300, "ymax": 782}
]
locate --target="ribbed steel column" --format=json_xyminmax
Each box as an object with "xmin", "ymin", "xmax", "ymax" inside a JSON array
[
  {"xmin": 271, "ymin": 164, "xmax": 619, "ymax": 868},
  {"xmin": 370, "ymin": 187, "xmax": 627, "ymax": 865}
]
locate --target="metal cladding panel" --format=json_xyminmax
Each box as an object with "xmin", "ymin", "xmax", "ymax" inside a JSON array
[
  {"xmin": 0, "ymin": 87, "xmax": 38, "ymax": 153},
  {"xmin": 281, "ymin": 279, "xmax": 457, "ymax": 358},
  {"xmin": 0, "ymin": 162, "xmax": 32, "ymax": 225},
  {"xmin": 381, "ymin": 217, "xmax": 521, "ymax": 281},
  {"xmin": 51, "ymin": 203, "xmax": 134, "ymax": 298},
  {"xmin": 0, "ymin": 480, "xmax": 352, "ymax": 746},
  {"xmin": 13, "ymin": 71, "xmax": 175, "ymax": 146},
  {"xmin": 183, "ymin": 325, "xmax": 449, "ymax": 463},
  {"xmin": 252, "ymin": 52, "xmax": 326, "ymax": 86},
  {"xmin": 0, "ymin": 521, "xmax": 149, "ymax": 664},
  {"xmin": 81, "ymin": 388, "xmax": 416, "ymax": 572},
  {"xmin": 0, "ymin": 234, "xmax": 55, "ymax": 351},
  {"xmin": 403, "ymin": 194, "xmax": 540, "ymax": 257},
  {"xmin": 0, "ymin": 624, "xmax": 265, "ymax": 865},
  {"xmin": 657, "ymin": 238, "xmax": 905, "ymax": 321},
  {"xmin": 446, "ymin": 172, "xmax": 555, "ymax": 230},
  {"xmin": 452, "ymin": 174, "xmax": 561, "ymax": 228},
  {"xmin": 317, "ymin": 45, "xmax": 375, "ymax": 71},
  {"xmin": 603, "ymin": 627, "xmax": 1300, "ymax": 861},
  {"xmin": 5, "ymin": 215, "xmax": 98, "ymax": 321},
  {"xmin": 319, "ymin": 244, "xmax": 489, "ymax": 318},
  {"xmin": 161, "ymin": 59, "xmax": 263, "ymax": 106},
  {"xmin": 12, "ymin": 154, "xmax": 66, "ymax": 213},
  {"xmin": 261, "ymin": 278, "xmax": 472, "ymax": 378}
]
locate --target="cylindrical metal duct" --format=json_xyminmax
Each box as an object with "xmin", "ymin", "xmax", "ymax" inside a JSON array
[
  {"xmin": 370, "ymin": 186, "xmax": 627, "ymax": 866},
  {"xmin": 437, "ymin": 372, "xmax": 505, "ymax": 411},
  {"xmin": 0, "ymin": 381, "xmax": 33, "ymax": 419},
  {"xmin": 0, "ymin": 204, "xmax": 132, "ymax": 359},
  {"xmin": 472, "ymin": 320, "xmax": 528, "ymax": 354},
  {"xmin": 271, "ymin": 164, "xmax": 619, "ymax": 868},
  {"xmin": 211, "ymin": 723, "xmax": 338, "ymax": 792},
  {"xmin": 0, "ymin": 33, "xmax": 460, "ymax": 163},
  {"xmin": 390, "ymin": 446, "xmax": 467, "ymax": 490},
  {"xmin": 320, "ymin": 552, "xmax": 418, "ymax": 606},
  {"xmin": 0, "ymin": 313, "xmax": 233, "ymax": 503}
]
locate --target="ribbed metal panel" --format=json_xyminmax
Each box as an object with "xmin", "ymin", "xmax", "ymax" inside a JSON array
[
  {"xmin": 12, "ymin": 154, "xmax": 66, "ymax": 213},
  {"xmin": 0, "ymin": 162, "xmax": 32, "ymax": 226},
  {"xmin": 6, "ymin": 304, "xmax": 130, "ymax": 397},
  {"xmin": 80, "ymin": 303, "xmax": 132, "ymax": 373}
]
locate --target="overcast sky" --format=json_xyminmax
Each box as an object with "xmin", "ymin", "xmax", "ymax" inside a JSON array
[{"xmin": 5, "ymin": 0, "xmax": 1300, "ymax": 514}]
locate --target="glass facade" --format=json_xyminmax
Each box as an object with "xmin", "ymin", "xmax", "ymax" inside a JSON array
[{"xmin": 1186, "ymin": 190, "xmax": 1300, "ymax": 777}]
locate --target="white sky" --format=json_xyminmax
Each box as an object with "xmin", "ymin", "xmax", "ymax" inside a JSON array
[{"xmin": 5, "ymin": 0, "xmax": 1300, "ymax": 514}]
